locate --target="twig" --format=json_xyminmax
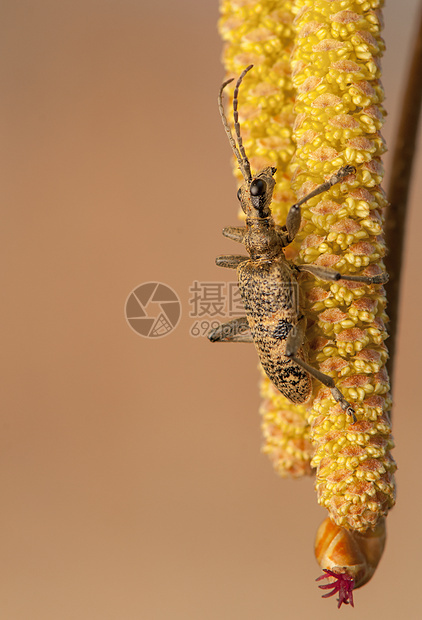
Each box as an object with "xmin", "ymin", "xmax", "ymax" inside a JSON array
[{"xmin": 385, "ymin": 2, "xmax": 422, "ymax": 384}]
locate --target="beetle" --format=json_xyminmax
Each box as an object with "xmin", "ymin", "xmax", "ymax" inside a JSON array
[{"xmin": 208, "ymin": 65, "xmax": 388, "ymax": 420}]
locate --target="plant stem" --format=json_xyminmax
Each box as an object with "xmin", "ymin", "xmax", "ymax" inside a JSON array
[{"xmin": 385, "ymin": 3, "xmax": 422, "ymax": 384}]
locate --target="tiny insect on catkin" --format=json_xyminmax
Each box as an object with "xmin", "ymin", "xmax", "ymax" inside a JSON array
[{"xmin": 290, "ymin": 0, "xmax": 396, "ymax": 532}]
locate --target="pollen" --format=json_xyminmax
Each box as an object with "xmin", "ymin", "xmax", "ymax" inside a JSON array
[{"xmin": 260, "ymin": 376, "xmax": 314, "ymax": 477}]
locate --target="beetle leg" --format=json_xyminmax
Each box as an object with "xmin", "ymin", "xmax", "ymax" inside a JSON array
[
  {"xmin": 285, "ymin": 165, "xmax": 356, "ymax": 243},
  {"xmin": 285, "ymin": 318, "xmax": 356, "ymax": 422},
  {"xmin": 222, "ymin": 226, "xmax": 247, "ymax": 244},
  {"xmin": 208, "ymin": 316, "xmax": 252, "ymax": 343},
  {"xmin": 297, "ymin": 264, "xmax": 388, "ymax": 285},
  {"xmin": 285, "ymin": 203, "xmax": 302, "ymax": 243},
  {"xmin": 216, "ymin": 254, "xmax": 249, "ymax": 269}
]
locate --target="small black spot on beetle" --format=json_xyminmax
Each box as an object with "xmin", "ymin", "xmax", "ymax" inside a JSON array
[{"xmin": 273, "ymin": 319, "xmax": 293, "ymax": 340}]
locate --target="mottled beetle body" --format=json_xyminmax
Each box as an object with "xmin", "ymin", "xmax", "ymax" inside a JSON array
[
  {"xmin": 239, "ymin": 258, "xmax": 311, "ymax": 403},
  {"xmin": 209, "ymin": 66, "xmax": 388, "ymax": 419},
  {"xmin": 237, "ymin": 209, "xmax": 312, "ymax": 404}
]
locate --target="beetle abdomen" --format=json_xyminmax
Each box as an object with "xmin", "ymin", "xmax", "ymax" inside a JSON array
[
  {"xmin": 238, "ymin": 259, "xmax": 312, "ymax": 403},
  {"xmin": 251, "ymin": 319, "xmax": 312, "ymax": 403},
  {"xmin": 238, "ymin": 258, "xmax": 298, "ymax": 318}
]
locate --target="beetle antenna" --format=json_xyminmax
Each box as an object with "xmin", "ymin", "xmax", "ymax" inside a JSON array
[
  {"xmin": 218, "ymin": 65, "xmax": 253, "ymax": 182},
  {"xmin": 232, "ymin": 64, "xmax": 253, "ymax": 182},
  {"xmin": 218, "ymin": 78, "xmax": 243, "ymax": 169}
]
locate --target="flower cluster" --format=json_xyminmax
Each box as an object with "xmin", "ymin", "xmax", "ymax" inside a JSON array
[
  {"xmin": 220, "ymin": 0, "xmax": 313, "ymax": 477},
  {"xmin": 290, "ymin": 0, "xmax": 396, "ymax": 533},
  {"xmin": 218, "ymin": 0, "xmax": 397, "ymax": 603}
]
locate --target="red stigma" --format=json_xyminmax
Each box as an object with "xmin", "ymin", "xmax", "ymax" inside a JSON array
[{"xmin": 316, "ymin": 569, "xmax": 355, "ymax": 608}]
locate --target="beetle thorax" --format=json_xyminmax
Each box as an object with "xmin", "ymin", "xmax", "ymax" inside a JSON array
[{"xmin": 244, "ymin": 218, "xmax": 284, "ymax": 260}]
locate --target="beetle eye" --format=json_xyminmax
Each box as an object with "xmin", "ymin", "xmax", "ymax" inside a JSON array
[
  {"xmin": 250, "ymin": 178, "xmax": 266, "ymax": 196},
  {"xmin": 237, "ymin": 187, "xmax": 242, "ymax": 201}
]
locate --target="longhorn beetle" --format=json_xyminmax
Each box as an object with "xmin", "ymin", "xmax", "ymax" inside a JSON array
[{"xmin": 208, "ymin": 65, "xmax": 388, "ymax": 421}]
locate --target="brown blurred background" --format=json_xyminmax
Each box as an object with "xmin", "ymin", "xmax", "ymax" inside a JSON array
[{"xmin": 1, "ymin": 1, "xmax": 422, "ymax": 618}]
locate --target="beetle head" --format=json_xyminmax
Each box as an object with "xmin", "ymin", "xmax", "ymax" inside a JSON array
[{"xmin": 237, "ymin": 166, "xmax": 277, "ymax": 219}]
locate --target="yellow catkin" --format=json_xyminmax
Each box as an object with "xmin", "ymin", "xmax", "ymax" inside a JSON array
[
  {"xmin": 290, "ymin": 0, "xmax": 396, "ymax": 532},
  {"xmin": 219, "ymin": 0, "xmax": 314, "ymax": 478},
  {"xmin": 218, "ymin": 1, "xmax": 397, "ymax": 528}
]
